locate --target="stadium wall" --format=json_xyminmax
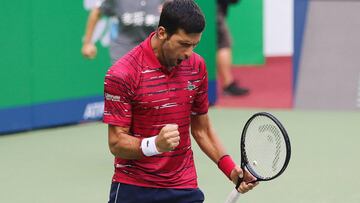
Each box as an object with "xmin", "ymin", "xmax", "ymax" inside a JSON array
[{"xmin": 294, "ymin": 0, "xmax": 360, "ymax": 110}]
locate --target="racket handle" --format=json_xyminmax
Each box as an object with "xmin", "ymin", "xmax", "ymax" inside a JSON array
[{"xmin": 224, "ymin": 188, "xmax": 240, "ymax": 203}]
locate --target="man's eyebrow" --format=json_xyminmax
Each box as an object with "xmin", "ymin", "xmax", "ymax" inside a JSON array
[{"xmin": 179, "ymin": 40, "xmax": 199, "ymax": 46}]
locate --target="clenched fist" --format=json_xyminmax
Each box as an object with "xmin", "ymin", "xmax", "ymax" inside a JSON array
[{"xmin": 155, "ymin": 124, "xmax": 180, "ymax": 152}]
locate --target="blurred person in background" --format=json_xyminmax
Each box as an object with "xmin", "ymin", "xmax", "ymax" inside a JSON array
[
  {"xmin": 103, "ymin": 0, "xmax": 257, "ymax": 202},
  {"xmin": 82, "ymin": 0, "xmax": 163, "ymax": 63},
  {"xmin": 217, "ymin": 0, "xmax": 249, "ymax": 96}
]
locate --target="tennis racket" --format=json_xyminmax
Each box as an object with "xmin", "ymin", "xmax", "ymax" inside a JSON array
[{"xmin": 224, "ymin": 112, "xmax": 291, "ymax": 203}]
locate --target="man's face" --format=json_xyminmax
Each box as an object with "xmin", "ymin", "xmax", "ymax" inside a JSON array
[{"xmin": 160, "ymin": 28, "xmax": 202, "ymax": 67}]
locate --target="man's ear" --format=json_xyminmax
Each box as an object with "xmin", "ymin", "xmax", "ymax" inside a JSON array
[{"xmin": 156, "ymin": 26, "xmax": 168, "ymax": 40}]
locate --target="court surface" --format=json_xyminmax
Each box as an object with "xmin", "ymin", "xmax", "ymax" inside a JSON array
[{"xmin": 1, "ymin": 108, "xmax": 359, "ymax": 203}]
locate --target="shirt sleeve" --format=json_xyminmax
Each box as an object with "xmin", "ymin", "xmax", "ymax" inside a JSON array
[
  {"xmin": 191, "ymin": 59, "xmax": 209, "ymax": 115},
  {"xmin": 103, "ymin": 67, "xmax": 137, "ymax": 127},
  {"xmin": 99, "ymin": 0, "xmax": 116, "ymax": 17}
]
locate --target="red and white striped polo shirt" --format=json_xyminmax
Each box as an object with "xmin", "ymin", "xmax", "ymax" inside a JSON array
[{"xmin": 103, "ymin": 32, "xmax": 209, "ymax": 189}]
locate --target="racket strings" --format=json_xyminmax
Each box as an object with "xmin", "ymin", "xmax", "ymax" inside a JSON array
[
  {"xmin": 244, "ymin": 116, "xmax": 287, "ymax": 180},
  {"xmin": 259, "ymin": 124, "xmax": 282, "ymax": 171}
]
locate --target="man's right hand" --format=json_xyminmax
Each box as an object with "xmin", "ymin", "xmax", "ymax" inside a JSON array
[
  {"xmin": 81, "ymin": 43, "xmax": 97, "ymax": 59},
  {"xmin": 155, "ymin": 124, "xmax": 180, "ymax": 152}
]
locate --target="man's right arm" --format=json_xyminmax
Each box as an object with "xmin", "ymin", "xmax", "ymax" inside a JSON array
[
  {"xmin": 108, "ymin": 124, "xmax": 143, "ymax": 159},
  {"xmin": 108, "ymin": 124, "xmax": 181, "ymax": 160}
]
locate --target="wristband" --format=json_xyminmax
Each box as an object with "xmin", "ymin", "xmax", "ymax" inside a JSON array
[
  {"xmin": 141, "ymin": 136, "xmax": 161, "ymax": 156},
  {"xmin": 217, "ymin": 155, "xmax": 236, "ymax": 179}
]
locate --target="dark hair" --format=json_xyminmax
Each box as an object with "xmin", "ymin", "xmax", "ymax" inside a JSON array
[{"xmin": 159, "ymin": 0, "xmax": 205, "ymax": 36}]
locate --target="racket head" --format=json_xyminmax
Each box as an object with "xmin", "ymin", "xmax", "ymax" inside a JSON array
[{"xmin": 240, "ymin": 112, "xmax": 291, "ymax": 182}]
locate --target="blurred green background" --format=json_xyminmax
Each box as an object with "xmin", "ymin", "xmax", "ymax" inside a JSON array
[{"xmin": 0, "ymin": 0, "xmax": 263, "ymax": 109}]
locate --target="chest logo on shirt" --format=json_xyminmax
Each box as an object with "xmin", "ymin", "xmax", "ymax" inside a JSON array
[{"xmin": 187, "ymin": 82, "xmax": 196, "ymax": 91}]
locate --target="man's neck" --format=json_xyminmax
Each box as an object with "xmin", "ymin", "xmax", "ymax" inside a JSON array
[{"xmin": 150, "ymin": 34, "xmax": 171, "ymax": 71}]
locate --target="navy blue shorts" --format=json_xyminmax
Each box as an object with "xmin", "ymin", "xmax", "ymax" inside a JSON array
[{"xmin": 108, "ymin": 182, "xmax": 204, "ymax": 203}]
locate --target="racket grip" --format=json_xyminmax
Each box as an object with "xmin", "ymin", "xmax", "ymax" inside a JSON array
[{"xmin": 224, "ymin": 188, "xmax": 240, "ymax": 203}]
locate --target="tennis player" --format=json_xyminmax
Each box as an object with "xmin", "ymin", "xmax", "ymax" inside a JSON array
[{"xmin": 103, "ymin": 0, "xmax": 257, "ymax": 202}]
